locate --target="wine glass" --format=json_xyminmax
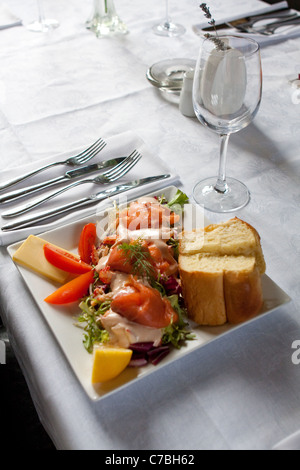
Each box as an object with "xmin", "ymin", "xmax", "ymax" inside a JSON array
[
  {"xmin": 27, "ymin": 0, "xmax": 60, "ymax": 32},
  {"xmin": 152, "ymin": 0, "xmax": 185, "ymax": 37},
  {"xmin": 192, "ymin": 35, "xmax": 262, "ymax": 212}
]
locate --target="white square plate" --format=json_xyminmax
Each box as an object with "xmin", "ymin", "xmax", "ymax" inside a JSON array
[{"xmin": 7, "ymin": 186, "xmax": 291, "ymax": 400}]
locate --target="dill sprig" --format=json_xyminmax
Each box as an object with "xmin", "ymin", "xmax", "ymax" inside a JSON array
[{"xmin": 118, "ymin": 239, "xmax": 157, "ymax": 283}]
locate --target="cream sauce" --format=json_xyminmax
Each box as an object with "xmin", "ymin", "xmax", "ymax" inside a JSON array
[
  {"xmin": 110, "ymin": 272, "xmax": 130, "ymax": 294},
  {"xmin": 136, "ymin": 196, "xmax": 158, "ymax": 204},
  {"xmin": 117, "ymin": 225, "xmax": 173, "ymax": 241},
  {"xmin": 101, "ymin": 309, "xmax": 163, "ymax": 349},
  {"xmin": 95, "ymin": 254, "xmax": 109, "ymax": 271}
]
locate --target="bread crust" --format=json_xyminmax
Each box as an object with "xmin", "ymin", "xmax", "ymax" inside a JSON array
[
  {"xmin": 180, "ymin": 267, "xmax": 227, "ymax": 326},
  {"xmin": 224, "ymin": 266, "xmax": 263, "ymax": 324},
  {"xmin": 178, "ymin": 217, "xmax": 265, "ymax": 326},
  {"xmin": 179, "ymin": 217, "xmax": 266, "ymax": 274}
]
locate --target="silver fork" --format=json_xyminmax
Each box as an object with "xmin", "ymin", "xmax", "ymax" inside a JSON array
[
  {"xmin": 258, "ymin": 15, "xmax": 300, "ymax": 35},
  {"xmin": 228, "ymin": 10, "xmax": 298, "ymax": 31},
  {"xmin": 0, "ymin": 137, "xmax": 107, "ymax": 192},
  {"xmin": 2, "ymin": 150, "xmax": 142, "ymax": 218},
  {"xmin": 238, "ymin": 15, "xmax": 300, "ymax": 35}
]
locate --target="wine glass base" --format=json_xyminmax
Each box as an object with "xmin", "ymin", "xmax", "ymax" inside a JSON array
[
  {"xmin": 193, "ymin": 176, "xmax": 250, "ymax": 213},
  {"xmin": 27, "ymin": 19, "xmax": 60, "ymax": 33},
  {"xmin": 152, "ymin": 21, "xmax": 186, "ymax": 37}
]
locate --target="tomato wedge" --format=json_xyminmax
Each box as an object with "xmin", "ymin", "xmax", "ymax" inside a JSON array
[
  {"xmin": 44, "ymin": 270, "xmax": 94, "ymax": 305},
  {"xmin": 78, "ymin": 223, "xmax": 97, "ymax": 264},
  {"xmin": 43, "ymin": 243, "xmax": 92, "ymax": 274}
]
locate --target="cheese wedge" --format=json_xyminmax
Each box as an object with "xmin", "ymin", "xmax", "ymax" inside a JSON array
[{"xmin": 12, "ymin": 235, "xmax": 72, "ymax": 284}]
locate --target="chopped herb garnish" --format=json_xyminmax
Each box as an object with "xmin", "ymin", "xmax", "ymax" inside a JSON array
[{"xmin": 118, "ymin": 238, "xmax": 157, "ymax": 283}]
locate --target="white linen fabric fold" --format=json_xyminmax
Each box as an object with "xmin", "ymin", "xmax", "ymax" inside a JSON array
[
  {"xmin": 272, "ymin": 429, "xmax": 300, "ymax": 450},
  {"xmin": 192, "ymin": 1, "xmax": 300, "ymax": 46},
  {"xmin": 0, "ymin": 3, "xmax": 22, "ymax": 29},
  {"xmin": 0, "ymin": 131, "xmax": 179, "ymax": 246}
]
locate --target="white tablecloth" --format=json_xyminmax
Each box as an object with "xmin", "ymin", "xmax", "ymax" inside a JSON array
[{"xmin": 1, "ymin": 0, "xmax": 300, "ymax": 450}]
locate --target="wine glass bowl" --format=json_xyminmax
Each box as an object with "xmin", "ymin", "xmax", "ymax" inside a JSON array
[{"xmin": 192, "ymin": 35, "xmax": 262, "ymax": 212}]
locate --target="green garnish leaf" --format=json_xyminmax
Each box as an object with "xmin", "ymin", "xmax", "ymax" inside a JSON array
[
  {"xmin": 118, "ymin": 238, "xmax": 156, "ymax": 283},
  {"xmin": 166, "ymin": 237, "xmax": 179, "ymax": 260},
  {"xmin": 77, "ymin": 298, "xmax": 110, "ymax": 353},
  {"xmin": 167, "ymin": 189, "xmax": 189, "ymax": 209},
  {"xmin": 162, "ymin": 294, "xmax": 196, "ymax": 348}
]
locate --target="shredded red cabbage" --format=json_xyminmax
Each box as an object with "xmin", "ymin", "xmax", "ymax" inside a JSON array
[
  {"xmin": 161, "ymin": 276, "xmax": 182, "ymax": 296},
  {"xmin": 129, "ymin": 343, "xmax": 170, "ymax": 367},
  {"xmin": 129, "ymin": 342, "xmax": 154, "ymax": 353}
]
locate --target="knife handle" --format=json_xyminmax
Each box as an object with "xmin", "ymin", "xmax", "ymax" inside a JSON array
[
  {"xmin": 2, "ymin": 179, "xmax": 93, "ymax": 218},
  {"xmin": 0, "ymin": 161, "xmax": 62, "ymax": 192},
  {"xmin": 0, "ymin": 175, "xmax": 66, "ymax": 204},
  {"xmin": 1, "ymin": 197, "xmax": 94, "ymax": 231}
]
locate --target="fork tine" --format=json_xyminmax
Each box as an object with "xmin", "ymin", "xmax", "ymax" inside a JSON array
[
  {"xmin": 107, "ymin": 152, "xmax": 142, "ymax": 182},
  {"xmin": 102, "ymin": 150, "xmax": 140, "ymax": 179},
  {"xmin": 74, "ymin": 137, "xmax": 105, "ymax": 160},
  {"xmin": 1, "ymin": 151, "xmax": 142, "ymax": 217},
  {"xmin": 77, "ymin": 140, "xmax": 107, "ymax": 164}
]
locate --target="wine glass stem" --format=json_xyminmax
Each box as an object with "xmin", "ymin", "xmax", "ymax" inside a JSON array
[
  {"xmin": 215, "ymin": 133, "xmax": 230, "ymax": 193},
  {"xmin": 37, "ymin": 0, "xmax": 45, "ymax": 23},
  {"xmin": 165, "ymin": 0, "xmax": 170, "ymax": 26}
]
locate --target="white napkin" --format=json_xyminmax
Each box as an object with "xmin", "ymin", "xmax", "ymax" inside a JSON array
[
  {"xmin": 0, "ymin": 131, "xmax": 179, "ymax": 246},
  {"xmin": 192, "ymin": 1, "xmax": 300, "ymax": 46},
  {"xmin": 0, "ymin": 3, "xmax": 22, "ymax": 30},
  {"xmin": 272, "ymin": 429, "xmax": 300, "ymax": 450}
]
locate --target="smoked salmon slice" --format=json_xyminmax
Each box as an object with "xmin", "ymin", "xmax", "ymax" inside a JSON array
[
  {"xmin": 111, "ymin": 276, "xmax": 178, "ymax": 328},
  {"xmin": 107, "ymin": 239, "xmax": 177, "ymax": 277},
  {"xmin": 146, "ymin": 241, "xmax": 177, "ymax": 276},
  {"xmin": 107, "ymin": 240, "xmax": 153, "ymax": 275},
  {"xmin": 119, "ymin": 199, "xmax": 180, "ymax": 230}
]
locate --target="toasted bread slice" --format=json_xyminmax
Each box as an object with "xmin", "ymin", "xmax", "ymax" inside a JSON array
[
  {"xmin": 178, "ymin": 218, "xmax": 265, "ymax": 325},
  {"xmin": 179, "ymin": 217, "xmax": 266, "ymax": 274}
]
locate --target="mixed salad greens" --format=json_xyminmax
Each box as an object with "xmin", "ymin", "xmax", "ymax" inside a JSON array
[{"xmin": 44, "ymin": 189, "xmax": 195, "ymax": 368}]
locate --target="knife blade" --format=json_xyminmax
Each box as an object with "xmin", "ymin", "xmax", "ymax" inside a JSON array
[
  {"xmin": 0, "ymin": 157, "xmax": 126, "ymax": 204},
  {"xmin": 1, "ymin": 174, "xmax": 171, "ymax": 231},
  {"xmin": 199, "ymin": 7, "xmax": 291, "ymax": 31}
]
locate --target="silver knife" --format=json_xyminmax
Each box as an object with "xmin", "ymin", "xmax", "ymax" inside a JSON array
[
  {"xmin": 1, "ymin": 174, "xmax": 171, "ymax": 231},
  {"xmin": 198, "ymin": 7, "xmax": 292, "ymax": 31},
  {"xmin": 0, "ymin": 157, "xmax": 126, "ymax": 204}
]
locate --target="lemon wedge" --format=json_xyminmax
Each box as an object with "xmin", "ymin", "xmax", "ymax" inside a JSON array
[{"xmin": 91, "ymin": 346, "xmax": 133, "ymax": 383}]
